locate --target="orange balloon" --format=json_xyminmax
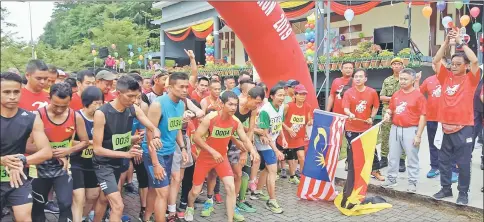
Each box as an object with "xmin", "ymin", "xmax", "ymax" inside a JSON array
[
  {"xmin": 422, "ymin": 6, "xmax": 432, "ymax": 19},
  {"xmin": 460, "ymin": 15, "xmax": 470, "ymax": 27}
]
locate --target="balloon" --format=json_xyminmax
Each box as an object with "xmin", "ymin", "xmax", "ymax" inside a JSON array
[
  {"xmin": 206, "ymin": 35, "xmax": 214, "ymax": 41},
  {"xmin": 470, "ymin": 7, "xmax": 480, "ymax": 18},
  {"xmin": 304, "ymin": 24, "xmax": 309, "ymax": 29},
  {"xmin": 472, "ymin": 23, "xmax": 482, "ymax": 33},
  {"xmin": 309, "ymin": 24, "xmax": 315, "ymax": 29},
  {"xmin": 344, "ymin": 9, "xmax": 354, "ymax": 22},
  {"xmin": 128, "ymin": 44, "xmax": 133, "ymax": 49},
  {"xmin": 139, "ymin": 55, "xmax": 143, "ymax": 60},
  {"xmin": 137, "ymin": 47, "xmax": 142, "ymax": 53},
  {"xmin": 305, "ymin": 28, "xmax": 312, "ymax": 33},
  {"xmin": 442, "ymin": 16, "xmax": 453, "ymax": 29},
  {"xmin": 111, "ymin": 44, "xmax": 116, "ymax": 49},
  {"xmin": 307, "ymin": 56, "xmax": 313, "ymax": 61},
  {"xmin": 340, "ymin": 35, "xmax": 346, "ymax": 41},
  {"xmin": 422, "ymin": 6, "xmax": 432, "ymax": 19},
  {"xmin": 454, "ymin": 1, "xmax": 463, "ymax": 9},
  {"xmin": 116, "ymin": 60, "xmax": 120, "ymax": 64},
  {"xmin": 137, "ymin": 61, "xmax": 142, "ymax": 66},
  {"xmin": 307, "ymin": 13, "xmax": 315, "ymax": 22},
  {"xmin": 94, "ymin": 57, "xmax": 97, "ymax": 62},
  {"xmin": 436, "ymin": 1, "xmax": 446, "ymax": 12},
  {"xmin": 460, "ymin": 15, "xmax": 470, "ymax": 27},
  {"xmin": 114, "ymin": 52, "xmax": 119, "ymax": 57},
  {"xmin": 310, "ymin": 38, "xmax": 315, "ymax": 43},
  {"xmin": 128, "ymin": 59, "xmax": 133, "ymax": 65},
  {"xmin": 129, "ymin": 51, "xmax": 134, "ymax": 57},
  {"xmin": 148, "ymin": 55, "xmax": 153, "ymax": 60},
  {"xmin": 463, "ymin": 0, "xmax": 470, "ymax": 3},
  {"xmin": 91, "ymin": 50, "xmax": 97, "ymax": 56},
  {"xmin": 307, "ymin": 42, "xmax": 313, "ymax": 47}
]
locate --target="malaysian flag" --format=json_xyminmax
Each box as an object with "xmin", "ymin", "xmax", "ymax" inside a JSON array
[{"xmin": 297, "ymin": 110, "xmax": 347, "ymax": 201}]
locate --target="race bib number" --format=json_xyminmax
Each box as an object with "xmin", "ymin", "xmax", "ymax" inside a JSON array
[
  {"xmin": 112, "ymin": 132, "xmax": 131, "ymax": 150},
  {"xmin": 168, "ymin": 117, "xmax": 183, "ymax": 131},
  {"xmin": 81, "ymin": 146, "xmax": 94, "ymax": 158},
  {"xmin": 271, "ymin": 123, "xmax": 282, "ymax": 133},
  {"xmin": 211, "ymin": 126, "xmax": 232, "ymax": 139},
  {"xmin": 0, "ymin": 166, "xmax": 9, "ymax": 182},
  {"xmin": 290, "ymin": 115, "xmax": 305, "ymax": 125},
  {"xmin": 29, "ymin": 165, "xmax": 38, "ymax": 178},
  {"xmin": 50, "ymin": 140, "xmax": 70, "ymax": 149}
]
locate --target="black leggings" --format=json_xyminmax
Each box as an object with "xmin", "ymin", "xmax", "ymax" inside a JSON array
[
  {"xmin": 31, "ymin": 174, "xmax": 73, "ymax": 222},
  {"xmin": 180, "ymin": 164, "xmax": 194, "ymax": 204},
  {"xmin": 132, "ymin": 159, "xmax": 148, "ymax": 189}
]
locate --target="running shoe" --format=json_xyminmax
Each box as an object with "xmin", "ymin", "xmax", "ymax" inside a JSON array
[
  {"xmin": 124, "ymin": 182, "xmax": 137, "ymax": 193},
  {"xmin": 44, "ymin": 201, "xmax": 60, "ymax": 214},
  {"xmin": 426, "ymin": 168, "xmax": 440, "ymax": 178},
  {"xmin": 233, "ymin": 207, "xmax": 245, "ymax": 222},
  {"xmin": 250, "ymin": 190, "xmax": 269, "ymax": 201},
  {"xmin": 265, "ymin": 200, "xmax": 283, "ymax": 214},
  {"xmin": 214, "ymin": 193, "xmax": 223, "ymax": 204},
  {"xmin": 280, "ymin": 168, "xmax": 288, "ymax": 179},
  {"xmin": 201, "ymin": 199, "xmax": 214, "ymax": 217},
  {"xmin": 289, "ymin": 176, "xmax": 300, "ymax": 185},
  {"xmin": 184, "ymin": 207, "xmax": 195, "ymax": 221},
  {"xmin": 138, "ymin": 210, "xmax": 145, "ymax": 222},
  {"xmin": 237, "ymin": 201, "xmax": 257, "ymax": 213},
  {"xmin": 456, "ymin": 192, "xmax": 468, "ymax": 206},
  {"xmin": 167, "ymin": 214, "xmax": 177, "ymax": 222},
  {"xmin": 433, "ymin": 188, "xmax": 453, "ymax": 200},
  {"xmin": 381, "ymin": 179, "xmax": 397, "ymax": 189},
  {"xmin": 371, "ymin": 170, "xmax": 385, "ymax": 181}
]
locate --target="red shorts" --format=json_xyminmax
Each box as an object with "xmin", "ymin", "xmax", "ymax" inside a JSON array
[{"xmin": 192, "ymin": 157, "xmax": 233, "ymax": 186}]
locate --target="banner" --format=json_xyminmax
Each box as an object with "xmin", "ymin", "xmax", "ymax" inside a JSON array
[
  {"xmin": 297, "ymin": 110, "xmax": 346, "ymax": 200},
  {"xmin": 334, "ymin": 122, "xmax": 392, "ymax": 216}
]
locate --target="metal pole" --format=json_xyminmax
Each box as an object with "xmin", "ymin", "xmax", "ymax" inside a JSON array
[
  {"xmin": 28, "ymin": 2, "xmax": 35, "ymax": 59},
  {"xmin": 324, "ymin": 0, "xmax": 331, "ymax": 110},
  {"xmin": 312, "ymin": 1, "xmax": 318, "ymax": 91},
  {"xmin": 213, "ymin": 17, "xmax": 220, "ymax": 60},
  {"xmin": 160, "ymin": 32, "xmax": 165, "ymax": 67}
]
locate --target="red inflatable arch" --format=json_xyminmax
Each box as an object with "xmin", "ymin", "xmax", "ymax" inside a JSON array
[{"xmin": 209, "ymin": 1, "xmax": 319, "ymax": 109}]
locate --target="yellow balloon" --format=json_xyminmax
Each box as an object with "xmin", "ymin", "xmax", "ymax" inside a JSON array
[
  {"xmin": 139, "ymin": 55, "xmax": 144, "ymax": 60},
  {"xmin": 307, "ymin": 13, "xmax": 316, "ymax": 22},
  {"xmin": 116, "ymin": 60, "xmax": 120, "ymax": 64},
  {"xmin": 91, "ymin": 50, "xmax": 97, "ymax": 56},
  {"xmin": 206, "ymin": 35, "xmax": 213, "ymax": 41},
  {"xmin": 422, "ymin": 6, "xmax": 432, "ymax": 19},
  {"xmin": 460, "ymin": 15, "xmax": 470, "ymax": 27}
]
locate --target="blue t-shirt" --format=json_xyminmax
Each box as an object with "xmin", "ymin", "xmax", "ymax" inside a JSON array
[
  {"xmin": 142, "ymin": 94, "xmax": 184, "ymax": 155},
  {"xmin": 132, "ymin": 117, "xmax": 145, "ymax": 135},
  {"xmin": 232, "ymin": 86, "xmax": 241, "ymax": 96}
]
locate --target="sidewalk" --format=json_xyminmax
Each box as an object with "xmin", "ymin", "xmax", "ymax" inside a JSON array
[{"xmin": 335, "ymin": 127, "xmax": 484, "ymax": 210}]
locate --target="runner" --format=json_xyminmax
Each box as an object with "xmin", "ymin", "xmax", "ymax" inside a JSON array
[
  {"xmin": 43, "ymin": 65, "xmax": 58, "ymax": 93},
  {"xmin": 232, "ymin": 72, "xmax": 251, "ymax": 96},
  {"xmin": 190, "ymin": 76, "xmax": 210, "ymax": 104},
  {"xmin": 70, "ymin": 70, "xmax": 96, "ymax": 111},
  {"xmin": 253, "ymin": 84, "xmax": 286, "ymax": 214},
  {"xmin": 277, "ymin": 84, "xmax": 313, "ymax": 184},
  {"xmin": 342, "ymin": 69, "xmax": 383, "ymax": 181},
  {"xmin": 431, "ymin": 30, "xmax": 480, "ymax": 205},
  {"xmin": 145, "ymin": 69, "xmax": 169, "ymax": 105},
  {"xmin": 184, "ymin": 91, "xmax": 258, "ymax": 222},
  {"xmin": 95, "ymin": 70, "xmax": 116, "ymax": 103},
  {"xmin": 201, "ymin": 80, "xmax": 223, "ymax": 112},
  {"xmin": 237, "ymin": 79, "xmax": 256, "ymax": 101},
  {"xmin": 223, "ymin": 76, "xmax": 236, "ymax": 93},
  {"xmin": 382, "ymin": 68, "xmax": 426, "ymax": 194},
  {"xmin": 19, "ymin": 60, "xmax": 50, "ymax": 111},
  {"xmin": 91, "ymin": 75, "xmax": 162, "ymax": 222},
  {"xmin": 31, "ymin": 82, "xmax": 90, "ymax": 222},
  {"xmin": 1, "ymin": 72, "xmax": 52, "ymax": 222}
]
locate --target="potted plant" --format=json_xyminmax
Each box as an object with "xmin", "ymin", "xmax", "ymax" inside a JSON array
[
  {"xmin": 379, "ymin": 50, "xmax": 393, "ymax": 67},
  {"xmin": 318, "ymin": 55, "xmax": 327, "ymax": 71},
  {"xmin": 397, "ymin": 48, "xmax": 411, "ymax": 66},
  {"xmin": 330, "ymin": 54, "xmax": 340, "ymax": 70},
  {"xmin": 370, "ymin": 44, "xmax": 382, "ymax": 68},
  {"xmin": 360, "ymin": 52, "xmax": 373, "ymax": 68}
]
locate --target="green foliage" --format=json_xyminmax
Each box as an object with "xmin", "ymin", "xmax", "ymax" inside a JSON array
[
  {"xmin": 379, "ymin": 50, "xmax": 393, "ymax": 57},
  {"xmin": 397, "ymin": 48, "xmax": 411, "ymax": 57}
]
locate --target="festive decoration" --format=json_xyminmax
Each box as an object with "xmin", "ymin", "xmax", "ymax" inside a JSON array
[
  {"xmin": 91, "ymin": 50, "xmax": 97, "ymax": 56},
  {"xmin": 460, "ymin": 15, "xmax": 470, "ymax": 27},
  {"xmin": 137, "ymin": 60, "xmax": 142, "ymax": 66},
  {"xmin": 128, "ymin": 59, "xmax": 133, "ymax": 65},
  {"xmin": 304, "ymin": 13, "xmax": 316, "ymax": 64},
  {"xmin": 442, "ymin": 16, "xmax": 453, "ymax": 29},
  {"xmin": 470, "ymin": 7, "xmax": 480, "ymax": 18},
  {"xmin": 129, "ymin": 51, "xmax": 134, "ymax": 57},
  {"xmin": 436, "ymin": 1, "xmax": 446, "ymax": 12},
  {"xmin": 128, "ymin": 44, "xmax": 133, "ymax": 49},
  {"xmin": 111, "ymin": 44, "xmax": 116, "ymax": 49},
  {"xmin": 344, "ymin": 9, "xmax": 355, "ymax": 22},
  {"xmin": 454, "ymin": 1, "xmax": 463, "ymax": 9},
  {"xmin": 473, "ymin": 23, "xmax": 482, "ymax": 33},
  {"xmin": 148, "ymin": 55, "xmax": 153, "ymax": 60},
  {"xmin": 340, "ymin": 35, "xmax": 346, "ymax": 41},
  {"xmin": 324, "ymin": 1, "xmax": 380, "ymax": 16},
  {"xmin": 205, "ymin": 34, "xmax": 215, "ymax": 66},
  {"xmin": 114, "ymin": 52, "xmax": 119, "ymax": 57},
  {"xmin": 422, "ymin": 6, "xmax": 432, "ymax": 19},
  {"xmin": 139, "ymin": 55, "xmax": 144, "ymax": 60},
  {"xmin": 137, "ymin": 47, "xmax": 142, "ymax": 53}
]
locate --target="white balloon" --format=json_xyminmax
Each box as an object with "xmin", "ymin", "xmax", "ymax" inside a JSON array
[
  {"xmin": 344, "ymin": 9, "xmax": 355, "ymax": 22},
  {"xmin": 442, "ymin": 16, "xmax": 453, "ymax": 28}
]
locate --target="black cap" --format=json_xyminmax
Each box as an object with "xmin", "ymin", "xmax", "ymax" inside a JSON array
[{"xmin": 285, "ymin": 79, "xmax": 300, "ymax": 87}]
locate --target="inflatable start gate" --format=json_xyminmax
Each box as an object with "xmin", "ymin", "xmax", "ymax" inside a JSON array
[{"xmin": 209, "ymin": 1, "xmax": 319, "ymax": 109}]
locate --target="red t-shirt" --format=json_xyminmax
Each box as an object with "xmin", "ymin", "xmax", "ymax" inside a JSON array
[
  {"xmin": 19, "ymin": 88, "xmax": 50, "ymax": 111},
  {"xmin": 104, "ymin": 92, "xmax": 116, "ymax": 103},
  {"xmin": 389, "ymin": 89, "xmax": 427, "ymax": 127},
  {"xmin": 188, "ymin": 84, "xmax": 195, "ymax": 96},
  {"xmin": 342, "ymin": 86, "xmax": 380, "ymax": 132},
  {"xmin": 419, "ymin": 75, "xmax": 441, "ymax": 121},
  {"xmin": 69, "ymin": 93, "xmax": 83, "ymax": 111},
  {"xmin": 277, "ymin": 102, "xmax": 312, "ymax": 148},
  {"xmin": 190, "ymin": 90, "xmax": 210, "ymax": 104},
  {"xmin": 186, "ymin": 120, "xmax": 198, "ymax": 157},
  {"xmin": 436, "ymin": 65, "xmax": 481, "ymax": 126},
  {"xmin": 330, "ymin": 77, "xmax": 352, "ymax": 114}
]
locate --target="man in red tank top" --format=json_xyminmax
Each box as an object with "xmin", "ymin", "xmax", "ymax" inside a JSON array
[
  {"xmin": 31, "ymin": 82, "xmax": 90, "ymax": 222},
  {"xmin": 277, "ymin": 84, "xmax": 313, "ymax": 185},
  {"xmin": 190, "ymin": 76, "xmax": 210, "ymax": 104},
  {"xmin": 19, "ymin": 60, "xmax": 50, "ymax": 111},
  {"xmin": 184, "ymin": 91, "xmax": 258, "ymax": 222},
  {"xmin": 201, "ymin": 80, "xmax": 223, "ymax": 113}
]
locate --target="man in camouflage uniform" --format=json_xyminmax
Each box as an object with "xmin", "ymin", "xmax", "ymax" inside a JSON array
[{"xmin": 379, "ymin": 58, "xmax": 406, "ymax": 172}]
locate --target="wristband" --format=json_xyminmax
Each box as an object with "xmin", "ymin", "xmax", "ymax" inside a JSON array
[{"xmin": 180, "ymin": 146, "xmax": 187, "ymax": 150}]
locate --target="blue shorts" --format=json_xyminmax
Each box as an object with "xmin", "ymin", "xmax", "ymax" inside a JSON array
[
  {"xmin": 115, "ymin": 158, "xmax": 130, "ymax": 174},
  {"xmin": 259, "ymin": 149, "xmax": 277, "ymax": 170},
  {"xmin": 143, "ymin": 153, "xmax": 173, "ymax": 188}
]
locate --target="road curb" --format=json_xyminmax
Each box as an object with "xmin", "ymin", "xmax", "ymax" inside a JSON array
[{"xmin": 334, "ymin": 177, "xmax": 484, "ymax": 215}]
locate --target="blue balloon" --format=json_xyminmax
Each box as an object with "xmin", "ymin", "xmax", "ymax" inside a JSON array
[
  {"xmin": 310, "ymin": 38, "xmax": 315, "ymax": 43},
  {"xmin": 306, "ymin": 28, "xmax": 312, "ymax": 33},
  {"xmin": 463, "ymin": 0, "xmax": 470, "ymax": 4},
  {"xmin": 205, "ymin": 47, "xmax": 210, "ymax": 52},
  {"xmin": 305, "ymin": 33, "xmax": 309, "ymax": 38},
  {"xmin": 128, "ymin": 44, "xmax": 133, "ymax": 49},
  {"xmin": 137, "ymin": 60, "xmax": 142, "ymax": 65},
  {"xmin": 137, "ymin": 47, "xmax": 142, "ymax": 52}
]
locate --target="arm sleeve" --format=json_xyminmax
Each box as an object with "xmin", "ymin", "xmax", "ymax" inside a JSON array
[{"xmin": 258, "ymin": 110, "xmax": 271, "ymax": 129}]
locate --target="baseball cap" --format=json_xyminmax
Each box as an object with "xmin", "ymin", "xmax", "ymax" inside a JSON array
[
  {"xmin": 294, "ymin": 84, "xmax": 308, "ymax": 94},
  {"xmin": 57, "ymin": 69, "xmax": 66, "ymax": 77},
  {"xmin": 286, "ymin": 79, "xmax": 300, "ymax": 87},
  {"xmin": 390, "ymin": 57, "xmax": 403, "ymax": 65},
  {"xmin": 96, "ymin": 70, "xmax": 117, "ymax": 81}
]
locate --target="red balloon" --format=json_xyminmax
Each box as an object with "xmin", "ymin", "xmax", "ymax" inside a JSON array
[
  {"xmin": 305, "ymin": 24, "xmax": 310, "ymax": 28},
  {"xmin": 309, "ymin": 24, "xmax": 315, "ymax": 29},
  {"xmin": 209, "ymin": 1, "xmax": 318, "ymax": 109}
]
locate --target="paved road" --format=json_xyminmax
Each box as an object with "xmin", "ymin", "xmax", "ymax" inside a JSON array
[{"xmin": 3, "ymin": 177, "xmax": 481, "ymax": 222}]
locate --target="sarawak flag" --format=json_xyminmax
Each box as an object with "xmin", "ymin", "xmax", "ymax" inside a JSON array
[
  {"xmin": 334, "ymin": 122, "xmax": 392, "ymax": 216},
  {"xmin": 297, "ymin": 110, "xmax": 346, "ymax": 201}
]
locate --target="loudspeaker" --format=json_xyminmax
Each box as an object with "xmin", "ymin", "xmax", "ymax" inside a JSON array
[
  {"xmin": 374, "ymin": 26, "xmax": 409, "ymax": 55},
  {"xmin": 99, "ymin": 47, "xmax": 109, "ymax": 59}
]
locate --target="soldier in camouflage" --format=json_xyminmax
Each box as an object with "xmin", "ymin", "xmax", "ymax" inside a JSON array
[{"xmin": 379, "ymin": 58, "xmax": 406, "ymax": 172}]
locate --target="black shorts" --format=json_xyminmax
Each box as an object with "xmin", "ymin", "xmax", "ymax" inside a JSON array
[
  {"xmin": 0, "ymin": 178, "xmax": 32, "ymax": 208},
  {"xmin": 131, "ymin": 159, "xmax": 148, "ymax": 189},
  {"xmin": 94, "ymin": 165, "xmax": 122, "ymax": 195},
  {"xmin": 72, "ymin": 168, "xmax": 98, "ymax": 190},
  {"xmin": 276, "ymin": 144, "xmax": 304, "ymax": 160}
]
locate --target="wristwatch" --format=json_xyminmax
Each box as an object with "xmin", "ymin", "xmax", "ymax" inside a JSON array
[
  {"xmin": 16, "ymin": 154, "xmax": 27, "ymax": 165},
  {"xmin": 179, "ymin": 146, "xmax": 187, "ymax": 150}
]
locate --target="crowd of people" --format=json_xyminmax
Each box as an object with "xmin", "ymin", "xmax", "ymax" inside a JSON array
[{"xmin": 0, "ymin": 30, "xmax": 482, "ymax": 222}]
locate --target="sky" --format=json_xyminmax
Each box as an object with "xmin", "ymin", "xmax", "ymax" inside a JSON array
[{"xmin": 2, "ymin": 1, "xmax": 55, "ymax": 42}]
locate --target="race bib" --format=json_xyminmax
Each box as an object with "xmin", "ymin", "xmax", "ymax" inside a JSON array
[
  {"xmin": 50, "ymin": 140, "xmax": 70, "ymax": 149},
  {"xmin": 271, "ymin": 123, "xmax": 282, "ymax": 133},
  {"xmin": 211, "ymin": 126, "xmax": 232, "ymax": 139},
  {"xmin": 81, "ymin": 146, "xmax": 94, "ymax": 158},
  {"xmin": 112, "ymin": 132, "xmax": 131, "ymax": 150},
  {"xmin": 290, "ymin": 115, "xmax": 305, "ymax": 125},
  {"xmin": 29, "ymin": 165, "xmax": 38, "ymax": 178},
  {"xmin": 0, "ymin": 166, "xmax": 9, "ymax": 182},
  {"xmin": 168, "ymin": 117, "xmax": 183, "ymax": 131}
]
